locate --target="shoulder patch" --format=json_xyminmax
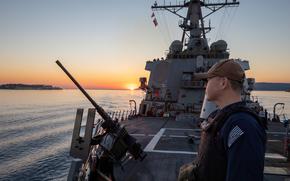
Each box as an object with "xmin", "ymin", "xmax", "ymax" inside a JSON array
[{"xmin": 228, "ymin": 125, "xmax": 244, "ymax": 148}]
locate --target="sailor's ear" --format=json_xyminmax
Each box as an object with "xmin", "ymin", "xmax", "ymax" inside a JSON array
[{"xmin": 220, "ymin": 77, "xmax": 228, "ymax": 89}]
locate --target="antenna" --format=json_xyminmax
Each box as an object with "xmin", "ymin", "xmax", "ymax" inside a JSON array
[{"xmin": 151, "ymin": 0, "xmax": 239, "ymax": 45}]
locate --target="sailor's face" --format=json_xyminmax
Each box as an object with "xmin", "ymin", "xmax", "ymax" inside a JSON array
[{"xmin": 205, "ymin": 76, "xmax": 223, "ymax": 101}]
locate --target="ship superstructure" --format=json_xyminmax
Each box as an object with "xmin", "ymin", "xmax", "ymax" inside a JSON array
[{"xmin": 139, "ymin": 0, "xmax": 255, "ymax": 117}]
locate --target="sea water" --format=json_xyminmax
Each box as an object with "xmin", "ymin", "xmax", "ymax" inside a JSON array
[{"xmin": 0, "ymin": 90, "xmax": 289, "ymax": 180}]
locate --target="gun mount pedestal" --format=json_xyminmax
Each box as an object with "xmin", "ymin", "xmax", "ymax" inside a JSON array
[
  {"xmin": 70, "ymin": 108, "xmax": 96, "ymax": 161},
  {"xmin": 68, "ymin": 108, "xmax": 96, "ymax": 181}
]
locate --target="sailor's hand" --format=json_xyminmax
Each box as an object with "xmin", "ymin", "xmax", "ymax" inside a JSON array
[{"xmin": 177, "ymin": 163, "xmax": 196, "ymax": 181}]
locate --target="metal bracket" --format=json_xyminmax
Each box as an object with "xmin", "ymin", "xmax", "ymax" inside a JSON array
[{"xmin": 70, "ymin": 108, "xmax": 96, "ymax": 161}]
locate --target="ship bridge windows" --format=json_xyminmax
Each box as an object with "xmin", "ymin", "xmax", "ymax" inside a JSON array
[
  {"xmin": 182, "ymin": 72, "xmax": 193, "ymax": 81},
  {"xmin": 181, "ymin": 72, "xmax": 206, "ymax": 89},
  {"xmin": 181, "ymin": 80, "xmax": 205, "ymax": 89}
]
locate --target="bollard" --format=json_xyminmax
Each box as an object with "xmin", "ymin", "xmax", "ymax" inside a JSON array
[
  {"xmin": 112, "ymin": 111, "xmax": 115, "ymax": 120},
  {"xmin": 121, "ymin": 110, "xmax": 125, "ymax": 121}
]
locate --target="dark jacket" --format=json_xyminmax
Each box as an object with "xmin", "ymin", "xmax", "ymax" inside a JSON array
[{"xmin": 193, "ymin": 101, "xmax": 266, "ymax": 181}]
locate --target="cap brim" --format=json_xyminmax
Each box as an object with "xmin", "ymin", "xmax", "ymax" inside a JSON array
[{"xmin": 193, "ymin": 73, "xmax": 208, "ymax": 80}]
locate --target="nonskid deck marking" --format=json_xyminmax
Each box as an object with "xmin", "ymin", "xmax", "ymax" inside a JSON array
[
  {"xmin": 267, "ymin": 131, "xmax": 287, "ymax": 135},
  {"xmin": 131, "ymin": 133, "xmax": 192, "ymax": 138},
  {"xmin": 268, "ymin": 139, "xmax": 282, "ymax": 142},
  {"xmin": 148, "ymin": 150, "xmax": 198, "ymax": 155},
  {"xmin": 165, "ymin": 128, "xmax": 200, "ymax": 131},
  {"xmin": 132, "ymin": 132, "xmax": 286, "ymax": 138},
  {"xmin": 265, "ymin": 153, "xmax": 287, "ymax": 160},
  {"xmin": 131, "ymin": 133, "xmax": 162, "ymax": 137},
  {"xmin": 145, "ymin": 150, "xmax": 286, "ymax": 159},
  {"xmin": 134, "ymin": 128, "xmax": 287, "ymax": 135},
  {"xmin": 131, "ymin": 127, "xmax": 200, "ymax": 138},
  {"xmin": 133, "ymin": 134, "xmax": 284, "ymax": 142},
  {"xmin": 155, "ymin": 128, "xmax": 287, "ymax": 134},
  {"xmin": 130, "ymin": 133, "xmax": 146, "ymax": 136},
  {"xmin": 133, "ymin": 129, "xmax": 287, "ymax": 135},
  {"xmin": 168, "ymin": 135, "xmax": 188, "ymax": 138},
  {"xmin": 264, "ymin": 166, "xmax": 290, "ymax": 176},
  {"xmin": 142, "ymin": 128, "xmax": 287, "ymax": 160},
  {"xmin": 144, "ymin": 128, "xmax": 166, "ymax": 152}
]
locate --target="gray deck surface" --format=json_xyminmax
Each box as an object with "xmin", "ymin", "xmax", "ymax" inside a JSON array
[{"xmin": 114, "ymin": 117, "xmax": 290, "ymax": 181}]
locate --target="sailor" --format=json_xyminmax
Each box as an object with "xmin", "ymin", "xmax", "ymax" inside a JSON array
[{"xmin": 178, "ymin": 59, "xmax": 267, "ymax": 181}]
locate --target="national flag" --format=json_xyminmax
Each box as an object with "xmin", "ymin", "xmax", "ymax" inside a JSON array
[{"xmin": 153, "ymin": 17, "xmax": 158, "ymax": 27}]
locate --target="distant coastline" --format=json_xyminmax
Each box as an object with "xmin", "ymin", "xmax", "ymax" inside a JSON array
[
  {"xmin": 1, "ymin": 82, "xmax": 289, "ymax": 91},
  {"xmin": 254, "ymin": 82, "xmax": 290, "ymax": 91},
  {"xmin": 0, "ymin": 84, "xmax": 62, "ymax": 90}
]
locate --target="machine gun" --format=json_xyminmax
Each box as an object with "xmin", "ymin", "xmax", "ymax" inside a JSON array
[{"xmin": 56, "ymin": 60, "xmax": 146, "ymax": 180}]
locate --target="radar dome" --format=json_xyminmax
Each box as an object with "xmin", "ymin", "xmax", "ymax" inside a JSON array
[
  {"xmin": 169, "ymin": 40, "xmax": 183, "ymax": 54},
  {"xmin": 210, "ymin": 40, "xmax": 227, "ymax": 52}
]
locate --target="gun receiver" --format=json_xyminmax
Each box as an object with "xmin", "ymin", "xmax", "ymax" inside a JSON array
[{"xmin": 55, "ymin": 60, "xmax": 146, "ymax": 162}]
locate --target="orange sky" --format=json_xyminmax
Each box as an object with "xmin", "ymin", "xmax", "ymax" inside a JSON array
[
  {"xmin": 0, "ymin": 60, "xmax": 149, "ymax": 89},
  {"xmin": 1, "ymin": 58, "xmax": 289, "ymax": 90},
  {"xmin": 0, "ymin": 1, "xmax": 289, "ymax": 89}
]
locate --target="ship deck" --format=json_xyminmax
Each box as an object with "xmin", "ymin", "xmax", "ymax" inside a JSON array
[{"xmin": 114, "ymin": 116, "xmax": 290, "ymax": 181}]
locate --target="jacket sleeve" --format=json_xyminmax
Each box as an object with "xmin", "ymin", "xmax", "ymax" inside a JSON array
[{"xmin": 221, "ymin": 113, "xmax": 266, "ymax": 181}]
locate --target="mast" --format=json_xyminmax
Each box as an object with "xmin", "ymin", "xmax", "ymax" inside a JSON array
[{"xmin": 151, "ymin": 0, "xmax": 239, "ymax": 50}]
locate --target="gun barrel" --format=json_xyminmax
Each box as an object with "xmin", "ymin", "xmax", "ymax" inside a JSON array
[
  {"xmin": 56, "ymin": 60, "xmax": 146, "ymax": 161},
  {"xmin": 56, "ymin": 60, "xmax": 113, "ymax": 127}
]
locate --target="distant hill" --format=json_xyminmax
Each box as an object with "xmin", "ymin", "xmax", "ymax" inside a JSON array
[
  {"xmin": 0, "ymin": 84, "xmax": 62, "ymax": 90},
  {"xmin": 254, "ymin": 82, "xmax": 290, "ymax": 91}
]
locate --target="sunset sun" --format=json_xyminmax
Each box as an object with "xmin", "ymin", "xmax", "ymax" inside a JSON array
[{"xmin": 126, "ymin": 83, "xmax": 138, "ymax": 90}]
